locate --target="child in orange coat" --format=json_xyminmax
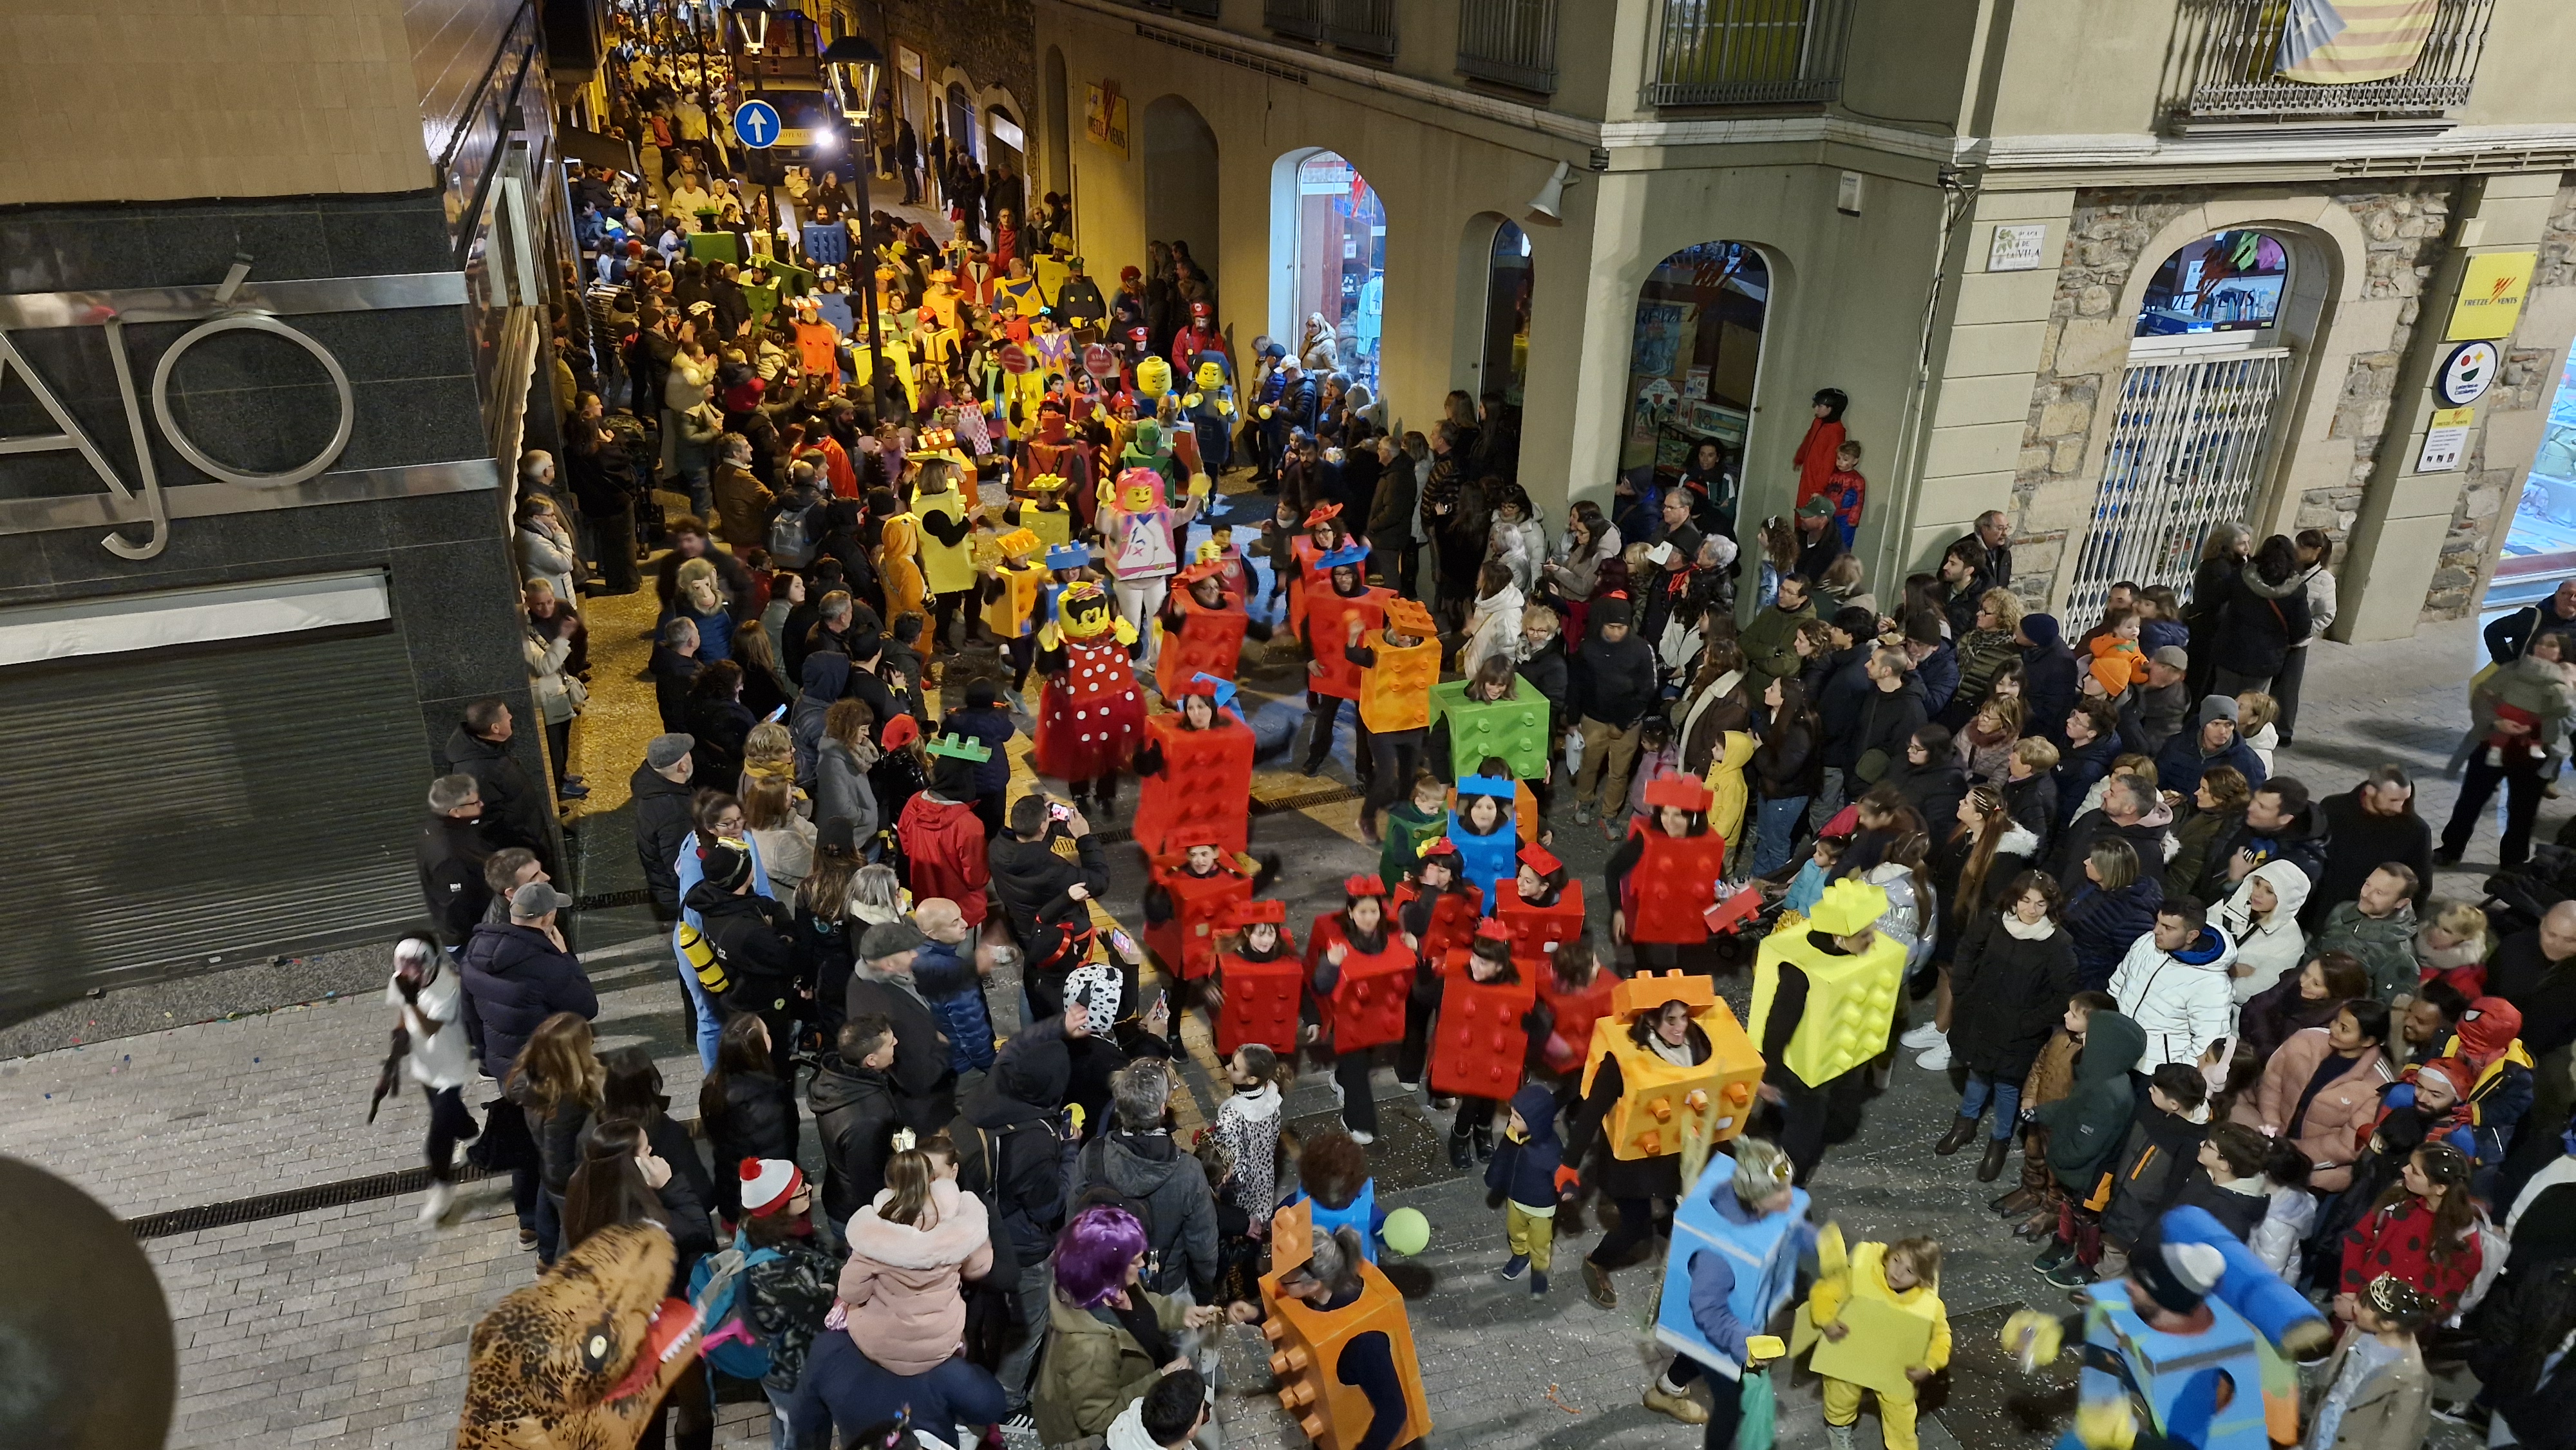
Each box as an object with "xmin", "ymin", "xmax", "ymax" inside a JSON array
[{"xmin": 2085, "ymin": 607, "xmax": 2150, "ymax": 698}]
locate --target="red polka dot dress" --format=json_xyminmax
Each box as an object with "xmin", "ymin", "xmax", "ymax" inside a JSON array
[{"xmin": 1034, "ymin": 637, "xmax": 1146, "ymax": 782}]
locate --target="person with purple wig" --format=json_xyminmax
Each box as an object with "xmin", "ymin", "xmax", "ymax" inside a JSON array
[{"xmin": 1032, "ymin": 1205, "xmax": 1254, "ymax": 1445}]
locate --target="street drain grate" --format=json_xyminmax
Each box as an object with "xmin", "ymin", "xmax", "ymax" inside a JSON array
[{"xmin": 126, "ymin": 1163, "xmax": 497, "ymax": 1239}]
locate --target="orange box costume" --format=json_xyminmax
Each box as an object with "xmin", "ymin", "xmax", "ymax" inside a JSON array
[{"xmin": 1260, "ymin": 1200, "xmax": 1432, "ymax": 1450}]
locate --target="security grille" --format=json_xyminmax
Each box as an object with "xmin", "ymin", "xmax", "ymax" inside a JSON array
[{"xmin": 2065, "ymin": 348, "xmax": 2289, "ymax": 621}]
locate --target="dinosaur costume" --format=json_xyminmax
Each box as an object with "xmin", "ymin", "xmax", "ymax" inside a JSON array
[{"xmin": 453, "ymin": 1222, "xmax": 704, "ymax": 1450}]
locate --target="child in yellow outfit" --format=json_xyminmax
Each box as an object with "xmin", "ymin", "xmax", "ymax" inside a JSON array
[{"xmin": 1808, "ymin": 1236, "xmax": 1951, "ymax": 1450}]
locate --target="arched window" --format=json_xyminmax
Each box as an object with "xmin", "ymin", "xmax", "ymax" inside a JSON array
[
  {"xmin": 1622, "ymin": 241, "xmax": 1768, "ymax": 535},
  {"xmin": 1283, "ymin": 151, "xmax": 1385, "ymax": 396},
  {"xmin": 2069, "ymin": 230, "xmax": 2298, "ymax": 618}
]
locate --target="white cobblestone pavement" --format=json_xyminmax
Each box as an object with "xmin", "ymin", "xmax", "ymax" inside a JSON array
[{"xmin": 0, "ymin": 615, "xmax": 2514, "ymax": 1449}]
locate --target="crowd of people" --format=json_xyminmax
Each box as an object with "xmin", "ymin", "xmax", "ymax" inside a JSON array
[{"xmin": 390, "ymin": 14, "xmax": 2576, "ymax": 1449}]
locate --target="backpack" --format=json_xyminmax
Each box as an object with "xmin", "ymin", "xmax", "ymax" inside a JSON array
[
  {"xmin": 1068, "ymin": 1136, "xmax": 1166, "ymax": 1286},
  {"xmin": 768, "ymin": 500, "xmax": 817, "ymax": 567},
  {"xmin": 686, "ymin": 1244, "xmax": 782, "ymax": 1380}
]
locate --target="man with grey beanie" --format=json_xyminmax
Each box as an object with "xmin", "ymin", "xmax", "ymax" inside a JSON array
[{"xmin": 632, "ymin": 733, "xmax": 697, "ymax": 920}]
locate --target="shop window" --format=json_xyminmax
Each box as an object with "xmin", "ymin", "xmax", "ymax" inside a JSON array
[
  {"xmin": 1481, "ymin": 220, "xmax": 1531, "ymax": 408},
  {"xmin": 2135, "ymin": 230, "xmax": 2291, "ymax": 340},
  {"xmin": 1622, "ymin": 241, "xmax": 1767, "ymax": 535},
  {"xmin": 1289, "ymin": 151, "xmax": 1386, "ymax": 397},
  {"xmin": 2499, "ymin": 353, "xmax": 2576, "ymax": 603}
]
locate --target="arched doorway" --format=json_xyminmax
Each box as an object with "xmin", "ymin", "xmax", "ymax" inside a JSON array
[
  {"xmin": 1043, "ymin": 47, "xmax": 1073, "ymax": 203},
  {"xmin": 985, "ymin": 104, "xmax": 1024, "ymax": 215},
  {"xmin": 1273, "ymin": 149, "xmax": 1386, "ymax": 395},
  {"xmin": 1479, "ymin": 219, "xmax": 1531, "ymax": 409},
  {"xmin": 1144, "ymin": 97, "xmax": 1220, "ymax": 303},
  {"xmin": 1622, "ymin": 241, "xmax": 1768, "ymax": 538},
  {"xmin": 945, "ymin": 81, "xmax": 976, "ymax": 158},
  {"xmin": 2067, "ymin": 229, "xmax": 2295, "ymax": 619}
]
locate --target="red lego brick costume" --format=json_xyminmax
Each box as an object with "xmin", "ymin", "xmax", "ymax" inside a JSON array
[
  {"xmin": 1215, "ymin": 898, "xmax": 1302, "ymax": 1055},
  {"xmin": 1144, "ymin": 834, "xmax": 1255, "ymax": 983},
  {"xmin": 1286, "ymin": 505, "xmax": 1345, "ymax": 637},
  {"xmin": 1155, "ymin": 562, "xmax": 1250, "ymax": 698},
  {"xmin": 1131, "ymin": 685, "xmax": 1256, "ymax": 860},
  {"xmin": 1032, "ymin": 581, "xmax": 1145, "ymax": 784},
  {"xmin": 1307, "ymin": 878, "xmax": 1413, "ymax": 1051},
  {"xmin": 1497, "ymin": 842, "xmax": 1584, "ymax": 969},
  {"xmin": 1621, "ymin": 775, "xmax": 1730, "ymax": 946},
  {"xmin": 1537, "ymin": 961, "xmax": 1619, "ymax": 1074},
  {"xmin": 1428, "ymin": 932, "xmax": 1541, "ymax": 1102},
  {"xmin": 1306, "ymin": 581, "xmax": 1388, "ymax": 702}
]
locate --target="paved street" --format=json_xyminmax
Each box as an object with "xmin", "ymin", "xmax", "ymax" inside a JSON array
[{"xmin": 0, "ymin": 602, "xmax": 2515, "ymax": 1449}]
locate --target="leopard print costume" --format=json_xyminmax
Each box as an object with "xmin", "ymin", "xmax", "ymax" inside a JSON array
[{"xmin": 453, "ymin": 1222, "xmax": 702, "ymax": 1450}]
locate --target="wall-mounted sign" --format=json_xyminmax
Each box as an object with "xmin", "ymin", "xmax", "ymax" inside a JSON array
[
  {"xmin": 1083, "ymin": 82, "xmax": 1128, "ymax": 158},
  {"xmin": 2416, "ymin": 405, "xmax": 2477, "ymax": 475},
  {"xmin": 2436, "ymin": 340, "xmax": 2499, "ymax": 407},
  {"xmin": 1989, "ymin": 223, "xmax": 2048, "ymax": 273},
  {"xmin": 896, "ymin": 44, "xmax": 922, "ymax": 80},
  {"xmin": 2447, "ymin": 251, "xmax": 2535, "ymax": 341}
]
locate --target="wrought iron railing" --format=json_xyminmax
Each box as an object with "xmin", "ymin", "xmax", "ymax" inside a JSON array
[
  {"xmin": 2170, "ymin": 0, "xmax": 2493, "ymax": 120},
  {"xmin": 1457, "ymin": 0, "xmax": 1558, "ymax": 91},
  {"xmin": 1322, "ymin": 0, "xmax": 1396, "ymax": 55},
  {"xmin": 1648, "ymin": 0, "xmax": 1853, "ymax": 107},
  {"xmin": 1125, "ymin": 0, "xmax": 1221, "ymax": 19}
]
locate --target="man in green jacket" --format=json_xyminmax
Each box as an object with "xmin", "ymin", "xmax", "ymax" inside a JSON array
[
  {"xmin": 1741, "ymin": 571, "xmax": 1819, "ymax": 698},
  {"xmin": 2311, "ymin": 867, "xmax": 2423, "ymax": 1006}
]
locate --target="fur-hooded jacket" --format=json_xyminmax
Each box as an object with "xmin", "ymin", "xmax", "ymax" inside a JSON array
[{"xmin": 836, "ymin": 1178, "xmax": 996, "ymax": 1377}]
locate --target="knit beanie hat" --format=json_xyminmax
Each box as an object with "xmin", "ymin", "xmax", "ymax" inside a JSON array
[
  {"xmin": 738, "ymin": 1158, "xmax": 803, "ymax": 1217},
  {"xmin": 2132, "ymin": 1239, "xmax": 2226, "ymax": 1315}
]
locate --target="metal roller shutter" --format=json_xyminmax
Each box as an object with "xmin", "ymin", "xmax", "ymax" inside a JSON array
[{"xmin": 0, "ymin": 626, "xmax": 428, "ymax": 1014}]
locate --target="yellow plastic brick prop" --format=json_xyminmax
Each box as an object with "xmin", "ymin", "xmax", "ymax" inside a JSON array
[
  {"xmin": 1748, "ymin": 880, "xmax": 1906, "ymax": 1088},
  {"xmin": 1578, "ymin": 970, "xmax": 1764, "ymax": 1159},
  {"xmin": 1804, "ymin": 1247, "xmax": 1940, "ymax": 1396}
]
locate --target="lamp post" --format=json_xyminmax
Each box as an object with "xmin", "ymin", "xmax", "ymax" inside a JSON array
[{"xmin": 823, "ymin": 33, "xmax": 886, "ymax": 364}]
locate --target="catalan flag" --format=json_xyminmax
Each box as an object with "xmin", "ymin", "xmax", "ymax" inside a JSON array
[{"xmin": 2277, "ymin": 0, "xmax": 2441, "ymax": 84}]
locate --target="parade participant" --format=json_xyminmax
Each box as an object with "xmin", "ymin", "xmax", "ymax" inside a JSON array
[
  {"xmin": 873, "ymin": 497, "xmax": 927, "ymax": 635},
  {"xmin": 1180, "ymin": 359, "xmax": 1235, "ymax": 475},
  {"xmin": 1349, "ymin": 598, "xmax": 1440, "ymax": 846},
  {"xmin": 1805, "ymin": 1234, "xmax": 1951, "ymax": 1450},
  {"xmin": 1264, "ymin": 1222, "xmax": 1428, "ymax": 1450},
  {"xmin": 1500, "ymin": 841, "xmax": 1585, "ymax": 968},
  {"xmin": 1287, "ymin": 504, "xmax": 1353, "ymax": 637},
  {"xmin": 1303, "ymin": 876, "xmax": 1415, "ymax": 1145},
  {"xmin": 1132, "ymin": 680, "xmax": 1256, "ymax": 863},
  {"xmin": 1569, "ymin": 990, "xmax": 1716, "ymax": 1312},
  {"xmin": 1644, "ymin": 1138, "xmax": 1810, "ymax": 1441},
  {"xmin": 1393, "ymin": 838, "xmax": 1484, "ymax": 1100},
  {"xmin": 1606, "ymin": 775, "xmax": 1732, "ymax": 971},
  {"xmin": 1153, "ymin": 559, "xmax": 1252, "ymax": 702},
  {"xmin": 1212, "ymin": 899, "xmax": 1300, "ymax": 1057},
  {"xmin": 1749, "ymin": 877, "xmax": 1909, "ymax": 1182},
  {"xmin": 1141, "ymin": 828, "xmax": 1258, "ymax": 988},
  {"xmin": 1380, "ymin": 771, "xmax": 1452, "ymax": 894},
  {"xmin": 1299, "ymin": 543, "xmax": 1388, "ymax": 778},
  {"xmin": 1032, "ymin": 581, "xmax": 1146, "ymax": 813},
  {"xmin": 980, "ymin": 527, "xmax": 1048, "ymax": 709},
  {"xmin": 1448, "ymin": 775, "xmax": 1519, "ymax": 912},
  {"xmin": 1101, "ymin": 466, "xmax": 1204, "ymax": 665},
  {"xmin": 1428, "ymin": 921, "xmax": 1551, "ymax": 1169},
  {"xmin": 1021, "ymin": 470, "xmax": 1079, "ymax": 550},
  {"xmin": 909, "ymin": 447, "xmax": 977, "ymax": 654}
]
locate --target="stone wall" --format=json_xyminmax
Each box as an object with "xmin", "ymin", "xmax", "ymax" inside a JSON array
[
  {"xmin": 2005, "ymin": 182, "xmax": 2461, "ymax": 606},
  {"xmin": 884, "ymin": 0, "xmax": 1037, "ymax": 130}
]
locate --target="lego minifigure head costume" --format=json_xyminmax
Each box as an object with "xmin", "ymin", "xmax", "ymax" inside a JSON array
[
  {"xmin": 1116, "ymin": 466, "xmax": 1166, "ymax": 515},
  {"xmin": 1195, "ymin": 359, "xmax": 1226, "ymax": 391},
  {"xmin": 1135, "ymin": 355, "xmax": 1173, "ymax": 403},
  {"xmin": 1056, "ymin": 581, "xmax": 1121, "ymax": 642}
]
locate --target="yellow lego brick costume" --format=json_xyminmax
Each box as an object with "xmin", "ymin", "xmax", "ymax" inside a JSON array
[
  {"xmin": 1800, "ymin": 1230, "xmax": 1951, "ymax": 1450},
  {"xmin": 1577, "ymin": 971, "xmax": 1763, "ymax": 1159},
  {"xmin": 1748, "ymin": 878, "xmax": 1906, "ymax": 1088}
]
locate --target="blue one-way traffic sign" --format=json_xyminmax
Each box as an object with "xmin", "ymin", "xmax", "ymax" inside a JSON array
[{"xmin": 733, "ymin": 100, "xmax": 782, "ymax": 149}]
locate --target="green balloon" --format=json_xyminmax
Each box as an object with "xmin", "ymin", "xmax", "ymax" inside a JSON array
[{"xmin": 1380, "ymin": 1207, "xmax": 1430, "ymax": 1256}]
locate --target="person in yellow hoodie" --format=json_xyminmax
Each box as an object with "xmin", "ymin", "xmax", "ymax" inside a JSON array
[
  {"xmin": 1806, "ymin": 1233, "xmax": 1951, "ymax": 1450},
  {"xmin": 876, "ymin": 498, "xmax": 927, "ymax": 634},
  {"xmin": 1709, "ymin": 725, "xmax": 1756, "ymax": 867}
]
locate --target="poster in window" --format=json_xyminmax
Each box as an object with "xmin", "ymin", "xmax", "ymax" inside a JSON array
[
  {"xmin": 1632, "ymin": 303, "xmax": 1698, "ymax": 379},
  {"xmin": 1683, "ymin": 366, "xmax": 1711, "ymax": 401}
]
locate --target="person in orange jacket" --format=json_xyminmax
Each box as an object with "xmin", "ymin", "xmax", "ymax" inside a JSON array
[{"xmin": 2086, "ymin": 607, "xmax": 2150, "ymax": 698}]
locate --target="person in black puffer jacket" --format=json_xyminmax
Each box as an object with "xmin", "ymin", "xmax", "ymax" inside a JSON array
[
  {"xmin": 699, "ymin": 1012, "xmax": 800, "ymax": 1228},
  {"xmin": 1751, "ymin": 677, "xmax": 1825, "ymax": 876},
  {"xmin": 1884, "ymin": 724, "xmax": 1969, "ymax": 840},
  {"xmin": 459, "ymin": 883, "xmax": 597, "ymax": 1073},
  {"xmin": 1942, "ymin": 869, "xmax": 2081, "ymax": 1176},
  {"xmin": 956, "ymin": 1015, "xmax": 1077, "ymax": 1413},
  {"xmin": 630, "ymin": 735, "xmax": 697, "ymax": 919},
  {"xmin": 2209, "ymin": 534, "xmax": 2311, "ymax": 698},
  {"xmin": 2018, "ymin": 613, "xmax": 2081, "ymax": 753},
  {"xmin": 1833, "ymin": 648, "xmax": 1929, "ymax": 786},
  {"xmin": 2061, "ymin": 840, "xmax": 2166, "ymax": 991}
]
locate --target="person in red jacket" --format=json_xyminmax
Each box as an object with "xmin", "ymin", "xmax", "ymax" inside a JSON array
[
  {"xmin": 2338, "ymin": 1140, "xmax": 2483, "ymax": 1323},
  {"xmin": 1792, "ymin": 387, "xmax": 1848, "ymax": 513},
  {"xmin": 896, "ymin": 735, "xmax": 992, "ymax": 926}
]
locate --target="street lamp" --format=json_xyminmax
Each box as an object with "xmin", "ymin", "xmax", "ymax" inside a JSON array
[
  {"xmin": 730, "ymin": 0, "xmax": 771, "ymax": 55},
  {"xmin": 821, "ymin": 33, "xmax": 886, "ymax": 379}
]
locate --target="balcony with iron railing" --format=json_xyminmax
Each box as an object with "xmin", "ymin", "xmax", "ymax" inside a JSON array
[
  {"xmin": 1457, "ymin": 0, "xmax": 1559, "ymax": 93},
  {"xmin": 1120, "ymin": 0, "xmax": 1222, "ymax": 20},
  {"xmin": 2166, "ymin": 0, "xmax": 2494, "ymax": 126},
  {"xmin": 1264, "ymin": 0, "xmax": 1396, "ymax": 56},
  {"xmin": 1647, "ymin": 0, "xmax": 1853, "ymax": 107}
]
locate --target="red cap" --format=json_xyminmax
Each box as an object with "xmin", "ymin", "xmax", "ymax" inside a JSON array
[
  {"xmin": 1473, "ymin": 918, "xmax": 1513, "ymax": 943},
  {"xmin": 880, "ymin": 715, "xmax": 922, "ymax": 749},
  {"xmin": 1345, "ymin": 874, "xmax": 1388, "ymax": 898},
  {"xmin": 1642, "ymin": 773, "xmax": 1712, "ymax": 811},
  {"xmin": 1303, "ymin": 502, "xmax": 1344, "ymax": 529},
  {"xmin": 1226, "ymin": 899, "xmax": 1287, "ymax": 927},
  {"xmin": 1517, "ymin": 843, "xmax": 1562, "ymax": 875},
  {"xmin": 1420, "ymin": 836, "xmax": 1459, "ymax": 859}
]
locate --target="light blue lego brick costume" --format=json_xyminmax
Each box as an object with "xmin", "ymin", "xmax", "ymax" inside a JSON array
[
  {"xmin": 1449, "ymin": 775, "xmax": 1519, "ymax": 913},
  {"xmin": 1654, "ymin": 1153, "xmax": 1815, "ymax": 1380},
  {"xmin": 1283, "ymin": 1178, "xmax": 1383, "ymax": 1263}
]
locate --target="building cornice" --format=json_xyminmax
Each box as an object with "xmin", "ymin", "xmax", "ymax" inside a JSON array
[{"xmin": 1957, "ymin": 123, "xmax": 2576, "ymax": 182}]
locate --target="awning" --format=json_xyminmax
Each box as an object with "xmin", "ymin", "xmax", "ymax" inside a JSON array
[{"xmin": 558, "ymin": 126, "xmax": 639, "ymax": 176}]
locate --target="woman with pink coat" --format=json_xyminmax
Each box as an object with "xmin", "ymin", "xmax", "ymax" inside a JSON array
[
  {"xmin": 836, "ymin": 1135, "xmax": 996, "ymax": 1375},
  {"xmin": 2256, "ymin": 998, "xmax": 2394, "ymax": 1193}
]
